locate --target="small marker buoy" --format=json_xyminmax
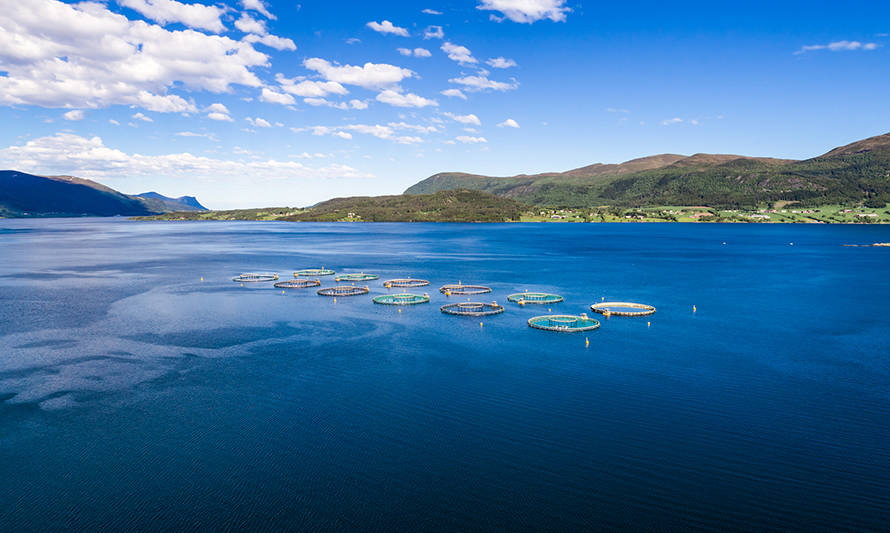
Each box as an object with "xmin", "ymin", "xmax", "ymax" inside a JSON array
[
  {"xmin": 601, "ymin": 296, "xmax": 605, "ymax": 301},
  {"xmin": 479, "ymin": 321, "xmax": 483, "ymax": 328},
  {"xmin": 789, "ymin": 242, "xmax": 794, "ymax": 246},
  {"xmin": 693, "ymin": 305, "xmax": 697, "ymax": 312},
  {"xmin": 333, "ymin": 297, "xmax": 337, "ymax": 303},
  {"xmin": 548, "ymin": 308, "xmax": 551, "ymax": 312},
  {"xmin": 647, "ymin": 321, "xmax": 651, "ymax": 327},
  {"xmin": 585, "ymin": 337, "xmax": 589, "ymax": 347},
  {"xmin": 200, "ymin": 277, "xmax": 204, "ymax": 282},
  {"xmin": 398, "ymin": 308, "xmax": 402, "ymax": 313},
  {"xmin": 282, "ymin": 290, "xmax": 285, "ymax": 294},
  {"xmin": 240, "ymin": 283, "xmax": 244, "ymax": 287}
]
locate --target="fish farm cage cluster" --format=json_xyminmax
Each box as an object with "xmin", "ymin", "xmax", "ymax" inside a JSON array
[{"xmin": 231, "ymin": 270, "xmax": 656, "ymax": 334}]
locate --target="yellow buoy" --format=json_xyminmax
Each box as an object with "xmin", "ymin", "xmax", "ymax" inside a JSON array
[
  {"xmin": 398, "ymin": 308, "xmax": 402, "ymax": 313},
  {"xmin": 479, "ymin": 321, "xmax": 483, "ymax": 327},
  {"xmin": 585, "ymin": 337, "xmax": 589, "ymax": 347},
  {"xmin": 333, "ymin": 297, "xmax": 337, "ymax": 303},
  {"xmin": 282, "ymin": 290, "xmax": 285, "ymax": 294},
  {"xmin": 548, "ymin": 308, "xmax": 551, "ymax": 313},
  {"xmin": 200, "ymin": 277, "xmax": 204, "ymax": 282},
  {"xmin": 240, "ymin": 283, "xmax": 243, "ymax": 287},
  {"xmin": 601, "ymin": 296, "xmax": 605, "ymax": 301},
  {"xmin": 693, "ymin": 305, "xmax": 697, "ymax": 312},
  {"xmin": 647, "ymin": 321, "xmax": 651, "ymax": 327}
]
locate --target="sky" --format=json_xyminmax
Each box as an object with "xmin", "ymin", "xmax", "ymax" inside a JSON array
[{"xmin": 1, "ymin": 0, "xmax": 888, "ymax": 209}]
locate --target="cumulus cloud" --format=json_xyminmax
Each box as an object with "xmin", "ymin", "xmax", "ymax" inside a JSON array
[
  {"xmin": 246, "ymin": 116, "xmax": 271, "ymax": 127},
  {"xmin": 477, "ymin": 0, "xmax": 571, "ymax": 23},
  {"xmin": 794, "ymin": 40, "xmax": 879, "ymax": 54},
  {"xmin": 243, "ymin": 33, "xmax": 296, "ymax": 51},
  {"xmin": 241, "ymin": 0, "xmax": 275, "ymax": 19},
  {"xmin": 0, "ymin": 133, "xmax": 367, "ymax": 182},
  {"xmin": 456, "ymin": 135, "xmax": 487, "ymax": 143},
  {"xmin": 366, "ymin": 20, "xmax": 409, "ymax": 37},
  {"xmin": 303, "ymin": 58, "xmax": 414, "ymax": 88},
  {"xmin": 448, "ymin": 74, "xmax": 518, "ymax": 92},
  {"xmin": 441, "ymin": 88, "xmax": 467, "ymax": 100},
  {"xmin": 118, "ymin": 0, "xmax": 226, "ymax": 33},
  {"xmin": 0, "ymin": 0, "xmax": 268, "ymax": 113},
  {"xmin": 486, "ymin": 56, "xmax": 517, "ymax": 68},
  {"xmin": 397, "ymin": 47, "xmax": 433, "ymax": 57},
  {"xmin": 63, "ymin": 110, "xmax": 85, "ymax": 121},
  {"xmin": 132, "ymin": 112, "xmax": 153, "ymax": 122},
  {"xmin": 350, "ymin": 99, "xmax": 369, "ymax": 110},
  {"xmin": 376, "ymin": 89, "xmax": 438, "ymax": 108},
  {"xmin": 424, "ymin": 25, "xmax": 444, "ymax": 39},
  {"xmin": 276, "ymin": 75, "xmax": 348, "ymax": 97},
  {"xmin": 235, "ymin": 13, "xmax": 267, "ymax": 35},
  {"xmin": 422, "ymin": 9, "xmax": 443, "ymax": 15},
  {"xmin": 498, "ymin": 118, "xmax": 519, "ymax": 128},
  {"xmin": 293, "ymin": 124, "xmax": 428, "ymax": 144},
  {"xmin": 441, "ymin": 42, "xmax": 477, "ymax": 64},
  {"xmin": 444, "ymin": 112, "xmax": 481, "ymax": 125},
  {"xmin": 260, "ymin": 88, "xmax": 296, "ymax": 105},
  {"xmin": 661, "ymin": 117, "xmax": 683, "ymax": 125}
]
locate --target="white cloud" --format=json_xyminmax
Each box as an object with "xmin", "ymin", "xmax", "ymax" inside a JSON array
[
  {"xmin": 444, "ymin": 112, "xmax": 481, "ymax": 125},
  {"xmin": 441, "ymin": 42, "xmax": 477, "ymax": 64},
  {"xmin": 0, "ymin": 133, "xmax": 367, "ymax": 182},
  {"xmin": 661, "ymin": 117, "xmax": 683, "ymax": 126},
  {"xmin": 333, "ymin": 131, "xmax": 353, "ymax": 140},
  {"xmin": 448, "ymin": 75, "xmax": 518, "ymax": 92},
  {"xmin": 241, "ymin": 0, "xmax": 275, "ymax": 20},
  {"xmin": 63, "ymin": 110, "xmax": 85, "ymax": 121},
  {"xmin": 477, "ymin": 0, "xmax": 570, "ymax": 23},
  {"xmin": 440, "ymin": 88, "xmax": 467, "ymax": 100},
  {"xmin": 206, "ymin": 112, "xmax": 231, "ymax": 121},
  {"xmin": 303, "ymin": 58, "xmax": 414, "ymax": 88},
  {"xmin": 349, "ymin": 99, "xmax": 369, "ymax": 110},
  {"xmin": 109, "ymin": 119, "xmax": 120, "ymax": 125},
  {"xmin": 260, "ymin": 88, "xmax": 296, "ymax": 105},
  {"xmin": 606, "ymin": 107, "xmax": 630, "ymax": 113},
  {"xmin": 794, "ymin": 40, "xmax": 879, "ymax": 54},
  {"xmin": 366, "ymin": 20, "xmax": 409, "ymax": 37},
  {"xmin": 243, "ymin": 34, "xmax": 296, "ymax": 51},
  {"xmin": 376, "ymin": 89, "xmax": 438, "ymax": 108},
  {"xmin": 276, "ymin": 75, "xmax": 348, "ymax": 97},
  {"xmin": 118, "ymin": 0, "xmax": 226, "ymax": 33},
  {"xmin": 422, "ymin": 9, "xmax": 443, "ymax": 15},
  {"xmin": 293, "ymin": 123, "xmax": 429, "ymax": 144},
  {"xmin": 397, "ymin": 47, "xmax": 433, "ymax": 57},
  {"xmin": 486, "ymin": 57, "xmax": 517, "ymax": 68},
  {"xmin": 206, "ymin": 103, "xmax": 229, "ymax": 114},
  {"xmin": 246, "ymin": 117, "xmax": 271, "ymax": 127},
  {"xmin": 303, "ymin": 97, "xmax": 348, "ymax": 110},
  {"xmin": 498, "ymin": 118, "xmax": 519, "ymax": 128},
  {"xmin": 0, "ymin": 0, "xmax": 268, "ymax": 112},
  {"xmin": 235, "ymin": 13, "xmax": 267, "ymax": 35},
  {"xmin": 424, "ymin": 25, "xmax": 444, "ymax": 39},
  {"xmin": 176, "ymin": 131, "xmax": 217, "ymax": 140},
  {"xmin": 132, "ymin": 112, "xmax": 153, "ymax": 122},
  {"xmin": 456, "ymin": 135, "xmax": 487, "ymax": 143},
  {"xmin": 389, "ymin": 122, "xmax": 438, "ymax": 133},
  {"xmin": 345, "ymin": 37, "xmax": 361, "ymax": 44}
]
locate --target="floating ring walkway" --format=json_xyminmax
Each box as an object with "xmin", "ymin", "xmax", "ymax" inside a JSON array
[
  {"xmin": 383, "ymin": 278, "xmax": 430, "ymax": 288},
  {"xmin": 439, "ymin": 283, "xmax": 492, "ymax": 296},
  {"xmin": 232, "ymin": 272, "xmax": 278, "ymax": 282},
  {"xmin": 528, "ymin": 314, "xmax": 601, "ymax": 332},
  {"xmin": 507, "ymin": 292, "xmax": 564, "ymax": 305},
  {"xmin": 590, "ymin": 302, "xmax": 656, "ymax": 317},
  {"xmin": 373, "ymin": 293, "xmax": 430, "ymax": 306},
  {"xmin": 317, "ymin": 286, "xmax": 369, "ymax": 297},
  {"xmin": 336, "ymin": 273, "xmax": 379, "ymax": 282},
  {"xmin": 441, "ymin": 302, "xmax": 504, "ymax": 316},
  {"xmin": 294, "ymin": 268, "xmax": 334, "ymax": 277},
  {"xmin": 274, "ymin": 279, "xmax": 321, "ymax": 289}
]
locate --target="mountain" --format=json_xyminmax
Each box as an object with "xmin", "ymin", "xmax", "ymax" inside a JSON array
[
  {"xmin": 135, "ymin": 192, "xmax": 207, "ymax": 212},
  {"xmin": 138, "ymin": 189, "xmax": 526, "ymax": 223},
  {"xmin": 405, "ymin": 133, "xmax": 890, "ymax": 208},
  {"xmin": 0, "ymin": 171, "xmax": 206, "ymax": 217}
]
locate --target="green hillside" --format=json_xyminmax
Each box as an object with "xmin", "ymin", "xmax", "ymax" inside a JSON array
[
  {"xmin": 137, "ymin": 189, "xmax": 526, "ymax": 223},
  {"xmin": 405, "ymin": 133, "xmax": 890, "ymax": 209}
]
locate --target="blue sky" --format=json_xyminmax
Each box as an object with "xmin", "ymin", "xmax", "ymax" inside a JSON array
[{"xmin": 1, "ymin": 0, "xmax": 888, "ymax": 208}]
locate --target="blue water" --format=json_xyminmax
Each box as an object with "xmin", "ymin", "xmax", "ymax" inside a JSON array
[{"xmin": 1, "ymin": 219, "xmax": 888, "ymax": 531}]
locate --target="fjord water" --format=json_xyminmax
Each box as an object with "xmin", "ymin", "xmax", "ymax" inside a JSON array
[{"xmin": 1, "ymin": 219, "xmax": 888, "ymax": 531}]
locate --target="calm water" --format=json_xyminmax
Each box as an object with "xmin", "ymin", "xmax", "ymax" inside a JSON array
[{"xmin": 1, "ymin": 219, "xmax": 888, "ymax": 531}]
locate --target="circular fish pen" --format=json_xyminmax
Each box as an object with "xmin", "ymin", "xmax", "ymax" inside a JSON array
[
  {"xmin": 507, "ymin": 292, "xmax": 564, "ymax": 305},
  {"xmin": 528, "ymin": 314, "xmax": 601, "ymax": 332},
  {"xmin": 439, "ymin": 283, "xmax": 492, "ymax": 296},
  {"xmin": 373, "ymin": 293, "xmax": 430, "ymax": 306},
  {"xmin": 441, "ymin": 301, "xmax": 504, "ymax": 316},
  {"xmin": 274, "ymin": 279, "xmax": 321, "ymax": 289},
  {"xmin": 232, "ymin": 273, "xmax": 278, "ymax": 282},
  {"xmin": 383, "ymin": 278, "xmax": 430, "ymax": 288},
  {"xmin": 317, "ymin": 286, "xmax": 370, "ymax": 297},
  {"xmin": 294, "ymin": 268, "xmax": 335, "ymax": 277},
  {"xmin": 335, "ymin": 273, "xmax": 379, "ymax": 282},
  {"xmin": 590, "ymin": 302, "xmax": 656, "ymax": 317}
]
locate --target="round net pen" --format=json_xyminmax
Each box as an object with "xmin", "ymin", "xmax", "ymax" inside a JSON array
[
  {"xmin": 317, "ymin": 286, "xmax": 370, "ymax": 297},
  {"xmin": 294, "ymin": 268, "xmax": 335, "ymax": 277},
  {"xmin": 373, "ymin": 293, "xmax": 430, "ymax": 306},
  {"xmin": 274, "ymin": 279, "xmax": 321, "ymax": 289},
  {"xmin": 441, "ymin": 301, "xmax": 504, "ymax": 316},
  {"xmin": 232, "ymin": 272, "xmax": 279, "ymax": 282},
  {"xmin": 335, "ymin": 273, "xmax": 379, "ymax": 282},
  {"xmin": 528, "ymin": 314, "xmax": 600, "ymax": 332},
  {"xmin": 507, "ymin": 292, "xmax": 564, "ymax": 305},
  {"xmin": 383, "ymin": 278, "xmax": 430, "ymax": 288},
  {"xmin": 439, "ymin": 283, "xmax": 492, "ymax": 296},
  {"xmin": 590, "ymin": 302, "xmax": 656, "ymax": 317}
]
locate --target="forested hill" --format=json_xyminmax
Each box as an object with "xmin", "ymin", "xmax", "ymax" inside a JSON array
[{"xmin": 406, "ymin": 133, "xmax": 890, "ymax": 208}]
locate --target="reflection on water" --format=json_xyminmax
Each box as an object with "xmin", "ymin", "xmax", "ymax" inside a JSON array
[{"xmin": 1, "ymin": 219, "xmax": 889, "ymax": 530}]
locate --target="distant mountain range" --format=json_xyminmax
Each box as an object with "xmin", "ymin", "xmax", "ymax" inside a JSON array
[
  {"xmin": 0, "ymin": 171, "xmax": 207, "ymax": 217},
  {"xmin": 406, "ymin": 132, "xmax": 890, "ymax": 208}
]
